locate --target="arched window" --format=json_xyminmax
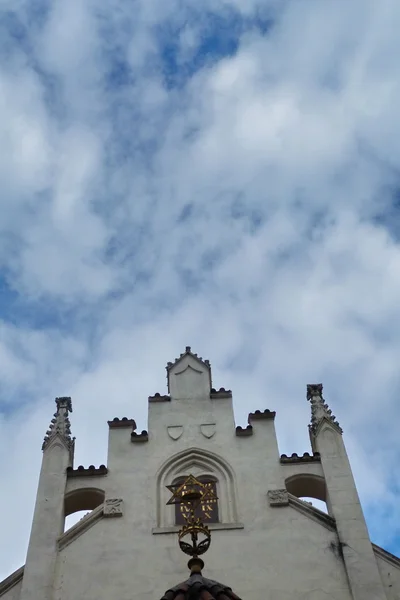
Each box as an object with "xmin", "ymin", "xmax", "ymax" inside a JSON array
[
  {"xmin": 155, "ymin": 447, "xmax": 239, "ymax": 529},
  {"xmin": 63, "ymin": 487, "xmax": 105, "ymax": 532},
  {"xmin": 285, "ymin": 474, "xmax": 330, "ymax": 514},
  {"xmin": 172, "ymin": 475, "xmax": 219, "ymax": 525}
]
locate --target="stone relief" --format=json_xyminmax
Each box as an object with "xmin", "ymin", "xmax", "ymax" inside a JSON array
[
  {"xmin": 104, "ymin": 498, "xmax": 124, "ymax": 517},
  {"xmin": 200, "ymin": 424, "xmax": 216, "ymax": 439},
  {"xmin": 267, "ymin": 489, "xmax": 289, "ymax": 506},
  {"xmin": 167, "ymin": 425, "xmax": 184, "ymax": 440}
]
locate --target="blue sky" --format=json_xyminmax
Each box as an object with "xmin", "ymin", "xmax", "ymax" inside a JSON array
[{"xmin": 1, "ymin": 0, "xmax": 400, "ymax": 579}]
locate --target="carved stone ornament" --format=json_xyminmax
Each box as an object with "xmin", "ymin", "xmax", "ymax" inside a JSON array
[
  {"xmin": 103, "ymin": 498, "xmax": 123, "ymax": 517},
  {"xmin": 267, "ymin": 489, "xmax": 289, "ymax": 507},
  {"xmin": 168, "ymin": 425, "xmax": 184, "ymax": 440},
  {"xmin": 307, "ymin": 383, "xmax": 342, "ymax": 434},
  {"xmin": 42, "ymin": 397, "xmax": 74, "ymax": 452},
  {"xmin": 200, "ymin": 424, "xmax": 216, "ymax": 439}
]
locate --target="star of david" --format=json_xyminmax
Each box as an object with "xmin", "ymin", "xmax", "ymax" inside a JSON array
[{"xmin": 166, "ymin": 474, "xmax": 218, "ymax": 508}]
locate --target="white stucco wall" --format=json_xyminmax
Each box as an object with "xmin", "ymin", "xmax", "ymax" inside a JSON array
[{"xmin": 55, "ymin": 441, "xmax": 353, "ymax": 600}]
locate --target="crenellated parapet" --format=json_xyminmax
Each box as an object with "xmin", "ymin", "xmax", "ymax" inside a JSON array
[
  {"xmin": 149, "ymin": 394, "xmax": 171, "ymax": 403},
  {"xmin": 280, "ymin": 452, "xmax": 321, "ymax": 464},
  {"xmin": 107, "ymin": 417, "xmax": 137, "ymax": 429},
  {"xmin": 248, "ymin": 409, "xmax": 276, "ymax": 421},
  {"xmin": 66, "ymin": 465, "xmax": 108, "ymax": 477},
  {"xmin": 210, "ymin": 387, "xmax": 232, "ymax": 399},
  {"xmin": 235, "ymin": 425, "xmax": 253, "ymax": 437}
]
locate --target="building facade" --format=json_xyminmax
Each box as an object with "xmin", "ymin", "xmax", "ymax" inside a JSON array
[{"xmin": 1, "ymin": 347, "xmax": 399, "ymax": 600}]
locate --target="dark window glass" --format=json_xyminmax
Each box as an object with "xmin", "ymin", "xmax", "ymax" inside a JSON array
[{"xmin": 174, "ymin": 477, "xmax": 219, "ymax": 525}]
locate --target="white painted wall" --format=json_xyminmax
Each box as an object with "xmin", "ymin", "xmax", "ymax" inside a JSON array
[{"xmin": 2, "ymin": 351, "xmax": 399, "ymax": 600}]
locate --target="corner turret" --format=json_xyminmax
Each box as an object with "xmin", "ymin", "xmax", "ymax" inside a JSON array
[
  {"xmin": 306, "ymin": 383, "xmax": 386, "ymax": 600},
  {"xmin": 20, "ymin": 397, "xmax": 74, "ymax": 600}
]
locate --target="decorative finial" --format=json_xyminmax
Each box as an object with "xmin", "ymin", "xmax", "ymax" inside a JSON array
[
  {"xmin": 306, "ymin": 384, "xmax": 323, "ymax": 400},
  {"xmin": 307, "ymin": 384, "xmax": 342, "ymax": 434},
  {"xmin": 166, "ymin": 474, "xmax": 217, "ymax": 572},
  {"xmin": 42, "ymin": 397, "xmax": 75, "ymax": 451}
]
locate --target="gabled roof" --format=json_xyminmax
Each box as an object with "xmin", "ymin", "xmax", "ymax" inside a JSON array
[{"xmin": 166, "ymin": 347, "xmax": 211, "ymax": 372}]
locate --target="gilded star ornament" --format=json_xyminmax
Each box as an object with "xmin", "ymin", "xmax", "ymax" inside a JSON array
[{"xmin": 166, "ymin": 474, "xmax": 218, "ymax": 509}]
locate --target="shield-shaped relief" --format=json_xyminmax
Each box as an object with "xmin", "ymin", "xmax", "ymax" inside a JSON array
[
  {"xmin": 200, "ymin": 423, "xmax": 216, "ymax": 439},
  {"xmin": 167, "ymin": 425, "xmax": 183, "ymax": 440}
]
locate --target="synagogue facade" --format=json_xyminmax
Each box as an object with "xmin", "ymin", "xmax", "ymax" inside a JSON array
[{"xmin": 0, "ymin": 347, "xmax": 399, "ymax": 600}]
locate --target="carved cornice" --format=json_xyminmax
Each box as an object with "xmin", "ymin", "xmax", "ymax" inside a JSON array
[
  {"xmin": 42, "ymin": 397, "xmax": 74, "ymax": 452},
  {"xmin": 235, "ymin": 425, "xmax": 253, "ymax": 437},
  {"xmin": 248, "ymin": 409, "xmax": 276, "ymax": 421},
  {"xmin": 280, "ymin": 452, "xmax": 321, "ymax": 464},
  {"xmin": 0, "ymin": 566, "xmax": 24, "ymax": 597},
  {"xmin": 210, "ymin": 388, "xmax": 232, "ymax": 399},
  {"xmin": 307, "ymin": 384, "xmax": 342, "ymax": 435},
  {"xmin": 66, "ymin": 465, "xmax": 108, "ymax": 477},
  {"xmin": 108, "ymin": 418, "xmax": 137, "ymax": 429}
]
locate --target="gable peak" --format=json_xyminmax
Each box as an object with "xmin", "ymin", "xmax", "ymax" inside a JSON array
[
  {"xmin": 166, "ymin": 347, "xmax": 212, "ymax": 396},
  {"xmin": 166, "ymin": 347, "xmax": 211, "ymax": 371}
]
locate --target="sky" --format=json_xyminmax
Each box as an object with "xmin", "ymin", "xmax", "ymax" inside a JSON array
[{"xmin": 1, "ymin": 0, "xmax": 400, "ymax": 581}]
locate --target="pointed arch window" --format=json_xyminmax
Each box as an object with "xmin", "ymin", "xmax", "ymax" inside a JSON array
[
  {"xmin": 172, "ymin": 475, "xmax": 219, "ymax": 525},
  {"xmin": 155, "ymin": 447, "xmax": 241, "ymax": 532}
]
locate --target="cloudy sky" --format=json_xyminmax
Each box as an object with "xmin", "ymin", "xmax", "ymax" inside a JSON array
[{"xmin": 1, "ymin": 0, "xmax": 400, "ymax": 580}]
